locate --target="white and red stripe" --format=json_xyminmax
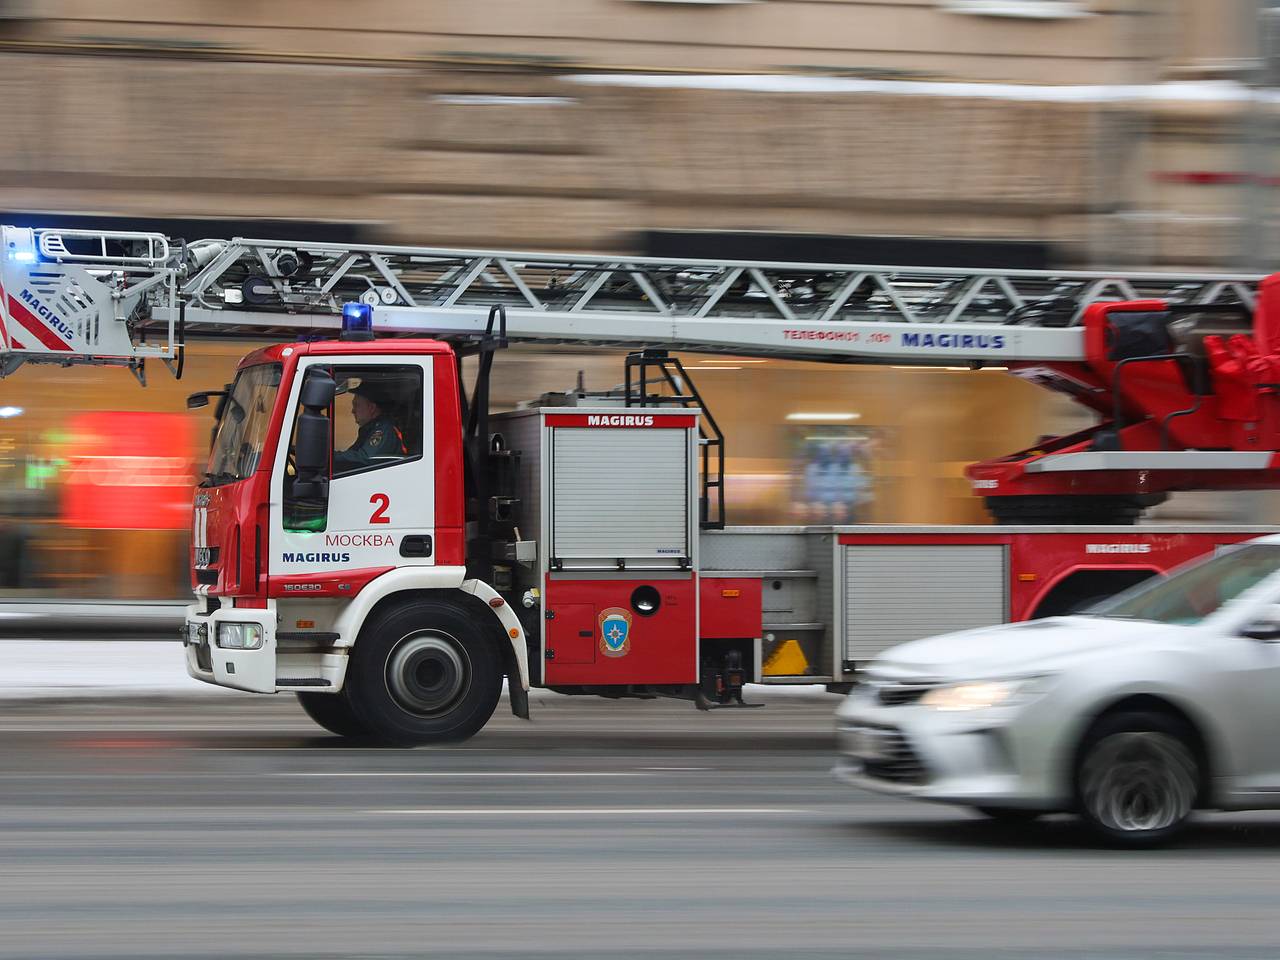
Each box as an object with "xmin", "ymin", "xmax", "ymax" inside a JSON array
[{"xmin": 1, "ymin": 285, "xmax": 73, "ymax": 352}]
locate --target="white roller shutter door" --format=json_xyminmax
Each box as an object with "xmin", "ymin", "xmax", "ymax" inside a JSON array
[
  {"xmin": 843, "ymin": 545, "xmax": 1007, "ymax": 660},
  {"xmin": 551, "ymin": 428, "xmax": 689, "ymax": 560}
]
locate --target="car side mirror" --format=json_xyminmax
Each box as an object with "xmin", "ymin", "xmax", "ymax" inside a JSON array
[{"xmin": 1242, "ymin": 617, "xmax": 1280, "ymax": 642}]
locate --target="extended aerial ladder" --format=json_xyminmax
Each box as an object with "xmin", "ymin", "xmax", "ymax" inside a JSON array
[{"xmin": 0, "ymin": 223, "xmax": 1274, "ymax": 523}]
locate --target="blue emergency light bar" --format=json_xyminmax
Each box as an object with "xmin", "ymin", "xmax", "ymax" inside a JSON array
[{"xmin": 340, "ymin": 302, "xmax": 375, "ymax": 341}]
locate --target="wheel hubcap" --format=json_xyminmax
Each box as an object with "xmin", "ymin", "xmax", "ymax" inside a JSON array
[
  {"xmin": 385, "ymin": 632, "xmax": 471, "ymax": 718},
  {"xmin": 1081, "ymin": 731, "xmax": 1197, "ymax": 834}
]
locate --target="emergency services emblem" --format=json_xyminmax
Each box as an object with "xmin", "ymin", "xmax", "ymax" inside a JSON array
[{"xmin": 599, "ymin": 607, "xmax": 633, "ymax": 658}]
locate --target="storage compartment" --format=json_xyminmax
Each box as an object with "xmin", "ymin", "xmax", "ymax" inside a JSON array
[
  {"xmin": 702, "ymin": 527, "xmax": 831, "ymax": 681},
  {"xmin": 699, "ymin": 577, "xmax": 762, "ymax": 640},
  {"xmin": 544, "ymin": 576, "xmax": 698, "ymax": 685},
  {"xmin": 842, "ymin": 544, "xmax": 1007, "ymax": 662},
  {"xmin": 544, "ymin": 602, "xmax": 596, "ymax": 665},
  {"xmin": 761, "ymin": 627, "xmax": 825, "ymax": 679},
  {"xmin": 550, "ymin": 423, "xmax": 692, "ymax": 566},
  {"xmin": 760, "ymin": 573, "xmax": 817, "ymax": 622}
]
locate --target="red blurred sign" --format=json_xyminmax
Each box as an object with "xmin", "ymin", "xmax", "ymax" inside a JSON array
[{"xmin": 61, "ymin": 412, "xmax": 196, "ymax": 530}]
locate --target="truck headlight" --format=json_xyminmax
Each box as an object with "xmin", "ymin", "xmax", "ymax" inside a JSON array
[
  {"xmin": 920, "ymin": 676, "xmax": 1050, "ymax": 712},
  {"xmin": 216, "ymin": 622, "xmax": 264, "ymax": 650}
]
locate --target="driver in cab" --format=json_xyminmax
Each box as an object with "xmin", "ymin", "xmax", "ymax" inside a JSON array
[{"xmin": 333, "ymin": 380, "xmax": 406, "ymax": 473}]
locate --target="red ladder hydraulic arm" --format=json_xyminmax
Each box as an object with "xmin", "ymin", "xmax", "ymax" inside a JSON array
[{"xmin": 971, "ymin": 274, "xmax": 1280, "ymax": 524}]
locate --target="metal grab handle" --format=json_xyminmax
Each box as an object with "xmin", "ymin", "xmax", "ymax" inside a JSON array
[
  {"xmin": 485, "ymin": 304, "xmax": 508, "ymax": 344},
  {"xmin": 37, "ymin": 229, "xmax": 170, "ymax": 266}
]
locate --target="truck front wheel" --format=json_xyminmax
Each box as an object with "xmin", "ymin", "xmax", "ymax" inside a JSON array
[
  {"xmin": 345, "ymin": 598, "xmax": 503, "ymax": 745},
  {"xmin": 296, "ymin": 690, "xmax": 370, "ymax": 739}
]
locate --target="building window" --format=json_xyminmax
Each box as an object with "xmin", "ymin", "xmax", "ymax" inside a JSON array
[{"xmin": 942, "ymin": 1, "xmax": 1087, "ymax": 18}]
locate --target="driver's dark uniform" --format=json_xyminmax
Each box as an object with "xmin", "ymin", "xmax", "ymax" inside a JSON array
[{"xmin": 333, "ymin": 415, "xmax": 405, "ymax": 473}]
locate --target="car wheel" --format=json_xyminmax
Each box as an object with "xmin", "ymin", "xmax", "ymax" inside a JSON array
[
  {"xmin": 345, "ymin": 597, "xmax": 503, "ymax": 746},
  {"xmin": 296, "ymin": 690, "xmax": 370, "ymax": 739},
  {"xmin": 972, "ymin": 806, "xmax": 1043, "ymax": 824},
  {"xmin": 1076, "ymin": 711, "xmax": 1200, "ymax": 846}
]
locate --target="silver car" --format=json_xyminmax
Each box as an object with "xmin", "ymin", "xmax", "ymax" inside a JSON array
[{"xmin": 835, "ymin": 536, "xmax": 1280, "ymax": 844}]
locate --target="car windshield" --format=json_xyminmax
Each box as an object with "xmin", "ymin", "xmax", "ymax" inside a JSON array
[
  {"xmin": 205, "ymin": 363, "xmax": 282, "ymax": 486},
  {"xmin": 1088, "ymin": 543, "xmax": 1280, "ymax": 626}
]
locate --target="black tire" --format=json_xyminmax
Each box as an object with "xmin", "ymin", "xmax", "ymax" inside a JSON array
[
  {"xmin": 1075, "ymin": 711, "xmax": 1201, "ymax": 846},
  {"xmin": 296, "ymin": 690, "xmax": 370, "ymax": 739},
  {"xmin": 344, "ymin": 597, "xmax": 503, "ymax": 746},
  {"xmin": 972, "ymin": 806, "xmax": 1044, "ymax": 824}
]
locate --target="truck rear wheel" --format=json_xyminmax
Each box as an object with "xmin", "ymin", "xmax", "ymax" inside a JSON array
[
  {"xmin": 345, "ymin": 597, "xmax": 503, "ymax": 745},
  {"xmin": 296, "ymin": 690, "xmax": 370, "ymax": 739}
]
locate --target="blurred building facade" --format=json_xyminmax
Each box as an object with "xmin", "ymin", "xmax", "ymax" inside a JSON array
[
  {"xmin": 0, "ymin": 1, "xmax": 1269, "ymax": 264},
  {"xmin": 0, "ymin": 1, "xmax": 1273, "ymax": 598}
]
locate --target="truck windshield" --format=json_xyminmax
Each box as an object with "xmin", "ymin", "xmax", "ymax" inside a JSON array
[
  {"xmin": 204, "ymin": 363, "xmax": 282, "ymax": 486},
  {"xmin": 1088, "ymin": 543, "xmax": 1280, "ymax": 625}
]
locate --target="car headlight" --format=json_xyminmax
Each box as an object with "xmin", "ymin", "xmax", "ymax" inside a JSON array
[
  {"xmin": 215, "ymin": 622, "xmax": 264, "ymax": 650},
  {"xmin": 920, "ymin": 676, "xmax": 1050, "ymax": 712}
]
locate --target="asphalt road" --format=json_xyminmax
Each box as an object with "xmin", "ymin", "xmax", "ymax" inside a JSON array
[{"xmin": 2, "ymin": 693, "xmax": 1280, "ymax": 960}]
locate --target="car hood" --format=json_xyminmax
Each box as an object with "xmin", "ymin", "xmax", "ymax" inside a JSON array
[{"xmin": 866, "ymin": 616, "xmax": 1176, "ymax": 682}]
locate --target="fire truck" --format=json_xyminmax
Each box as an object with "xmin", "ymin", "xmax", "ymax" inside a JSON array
[{"xmin": 0, "ymin": 224, "xmax": 1275, "ymax": 743}]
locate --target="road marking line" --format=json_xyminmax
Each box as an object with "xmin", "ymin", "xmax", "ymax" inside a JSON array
[
  {"xmin": 371, "ymin": 807, "xmax": 803, "ymax": 816},
  {"xmin": 192, "ymin": 747, "xmax": 509, "ymax": 752},
  {"xmin": 0, "ymin": 772, "xmax": 635, "ymax": 780},
  {"xmin": 280, "ymin": 772, "xmax": 648, "ymax": 778},
  {"xmin": 0, "ymin": 770, "xmax": 685, "ymax": 780},
  {"xmin": 0, "ymin": 773, "xmax": 243, "ymax": 780}
]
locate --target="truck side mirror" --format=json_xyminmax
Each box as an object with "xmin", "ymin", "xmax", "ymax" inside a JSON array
[
  {"xmin": 299, "ymin": 371, "xmax": 336, "ymax": 410},
  {"xmin": 294, "ymin": 409, "xmax": 330, "ymax": 477},
  {"xmin": 284, "ymin": 371, "xmax": 335, "ymax": 532},
  {"xmin": 186, "ymin": 389, "xmax": 227, "ymax": 410},
  {"xmin": 212, "ymin": 388, "xmax": 230, "ymax": 428},
  {"xmin": 294, "ymin": 370, "xmax": 335, "ymax": 479}
]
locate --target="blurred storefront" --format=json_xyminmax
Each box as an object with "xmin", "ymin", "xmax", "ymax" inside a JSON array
[
  {"xmin": 0, "ymin": 342, "xmax": 1056, "ymax": 599},
  {"xmin": 1, "ymin": 341, "xmax": 1273, "ymax": 600},
  {"xmin": 0, "ymin": 343, "xmax": 247, "ymax": 599}
]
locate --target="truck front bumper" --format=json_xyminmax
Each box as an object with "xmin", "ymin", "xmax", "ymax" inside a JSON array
[{"xmin": 184, "ymin": 602, "xmax": 278, "ymax": 694}]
